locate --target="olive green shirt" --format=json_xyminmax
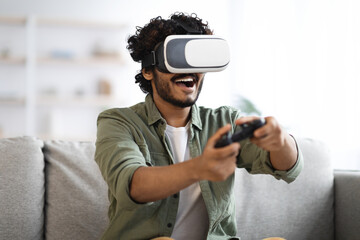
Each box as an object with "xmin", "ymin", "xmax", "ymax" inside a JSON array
[{"xmin": 95, "ymin": 94, "xmax": 303, "ymax": 240}]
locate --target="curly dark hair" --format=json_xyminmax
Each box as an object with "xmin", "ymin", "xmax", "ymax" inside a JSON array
[{"xmin": 127, "ymin": 12, "xmax": 213, "ymax": 94}]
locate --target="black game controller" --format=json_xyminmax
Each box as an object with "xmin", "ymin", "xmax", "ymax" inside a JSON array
[{"xmin": 215, "ymin": 118, "xmax": 266, "ymax": 148}]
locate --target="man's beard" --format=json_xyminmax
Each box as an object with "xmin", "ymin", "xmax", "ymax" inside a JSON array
[{"xmin": 153, "ymin": 72, "xmax": 204, "ymax": 108}]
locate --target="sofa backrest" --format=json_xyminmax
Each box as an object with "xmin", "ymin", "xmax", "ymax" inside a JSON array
[
  {"xmin": 1, "ymin": 137, "xmax": 335, "ymax": 240},
  {"xmin": 43, "ymin": 139, "xmax": 109, "ymax": 240},
  {"xmin": 0, "ymin": 137, "xmax": 109, "ymax": 240},
  {"xmin": 0, "ymin": 137, "xmax": 45, "ymax": 240},
  {"xmin": 234, "ymin": 138, "xmax": 334, "ymax": 240}
]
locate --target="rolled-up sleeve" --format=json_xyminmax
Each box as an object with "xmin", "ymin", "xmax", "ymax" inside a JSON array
[
  {"xmin": 237, "ymin": 136, "xmax": 304, "ymax": 183},
  {"xmin": 272, "ymin": 136, "xmax": 304, "ymax": 183},
  {"xmin": 95, "ymin": 113, "xmax": 148, "ymax": 211}
]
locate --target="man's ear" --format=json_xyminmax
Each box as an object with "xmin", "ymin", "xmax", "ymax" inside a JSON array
[{"xmin": 142, "ymin": 68, "xmax": 153, "ymax": 80}]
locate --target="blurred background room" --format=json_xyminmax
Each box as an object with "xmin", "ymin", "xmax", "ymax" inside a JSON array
[{"xmin": 0, "ymin": 0, "xmax": 359, "ymax": 170}]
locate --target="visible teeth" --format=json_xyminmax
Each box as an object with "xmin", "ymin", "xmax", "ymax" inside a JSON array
[{"xmin": 175, "ymin": 78, "xmax": 194, "ymax": 83}]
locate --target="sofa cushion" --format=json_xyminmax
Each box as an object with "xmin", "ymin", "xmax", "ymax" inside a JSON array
[
  {"xmin": 334, "ymin": 170, "xmax": 360, "ymax": 240},
  {"xmin": 0, "ymin": 136, "xmax": 45, "ymax": 240},
  {"xmin": 234, "ymin": 138, "xmax": 334, "ymax": 240},
  {"xmin": 44, "ymin": 140, "xmax": 109, "ymax": 240}
]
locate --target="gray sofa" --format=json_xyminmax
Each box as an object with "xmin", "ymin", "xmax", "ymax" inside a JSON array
[{"xmin": 0, "ymin": 136, "xmax": 359, "ymax": 240}]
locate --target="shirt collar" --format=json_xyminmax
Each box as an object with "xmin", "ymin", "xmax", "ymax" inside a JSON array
[
  {"xmin": 145, "ymin": 94, "xmax": 163, "ymax": 126},
  {"xmin": 144, "ymin": 94, "xmax": 203, "ymax": 131}
]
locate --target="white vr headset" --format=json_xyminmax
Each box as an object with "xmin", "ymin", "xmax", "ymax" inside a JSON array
[{"xmin": 141, "ymin": 35, "xmax": 230, "ymax": 73}]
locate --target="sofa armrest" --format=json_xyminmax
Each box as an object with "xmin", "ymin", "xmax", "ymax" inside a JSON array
[{"xmin": 334, "ymin": 170, "xmax": 360, "ymax": 240}]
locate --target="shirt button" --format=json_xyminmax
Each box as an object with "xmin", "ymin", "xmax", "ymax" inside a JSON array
[{"xmin": 167, "ymin": 223, "xmax": 172, "ymax": 228}]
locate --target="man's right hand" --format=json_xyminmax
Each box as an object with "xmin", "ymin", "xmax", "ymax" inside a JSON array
[
  {"xmin": 193, "ymin": 124, "xmax": 240, "ymax": 182},
  {"xmin": 130, "ymin": 124, "xmax": 240, "ymax": 203}
]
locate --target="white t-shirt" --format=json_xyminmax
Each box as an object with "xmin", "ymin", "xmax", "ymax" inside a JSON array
[{"xmin": 165, "ymin": 123, "xmax": 209, "ymax": 240}]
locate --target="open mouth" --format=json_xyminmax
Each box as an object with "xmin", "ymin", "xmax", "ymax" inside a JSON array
[
  {"xmin": 174, "ymin": 78, "xmax": 195, "ymax": 88},
  {"xmin": 172, "ymin": 74, "xmax": 198, "ymax": 88}
]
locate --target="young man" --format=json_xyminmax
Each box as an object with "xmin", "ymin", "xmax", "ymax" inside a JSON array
[{"xmin": 95, "ymin": 12, "xmax": 303, "ymax": 240}]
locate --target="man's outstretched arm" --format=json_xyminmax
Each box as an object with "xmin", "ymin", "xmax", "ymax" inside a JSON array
[{"xmin": 130, "ymin": 124, "xmax": 240, "ymax": 203}]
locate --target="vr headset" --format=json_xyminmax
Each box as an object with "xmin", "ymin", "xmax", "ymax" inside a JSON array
[{"xmin": 141, "ymin": 35, "xmax": 230, "ymax": 73}]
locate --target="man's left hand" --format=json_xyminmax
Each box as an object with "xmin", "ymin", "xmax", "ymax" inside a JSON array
[
  {"xmin": 235, "ymin": 116, "xmax": 297, "ymax": 171},
  {"xmin": 236, "ymin": 116, "xmax": 286, "ymax": 152}
]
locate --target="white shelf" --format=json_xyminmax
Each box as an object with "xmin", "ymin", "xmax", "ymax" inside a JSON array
[
  {"xmin": 0, "ymin": 15, "xmax": 128, "ymax": 139},
  {"xmin": 0, "ymin": 97, "xmax": 25, "ymax": 105},
  {"xmin": 36, "ymin": 95, "xmax": 119, "ymax": 107},
  {"xmin": 37, "ymin": 56, "xmax": 124, "ymax": 66},
  {"xmin": 37, "ymin": 18, "xmax": 127, "ymax": 30},
  {"xmin": 0, "ymin": 16, "xmax": 26, "ymax": 25},
  {"xmin": 0, "ymin": 57, "xmax": 26, "ymax": 65}
]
